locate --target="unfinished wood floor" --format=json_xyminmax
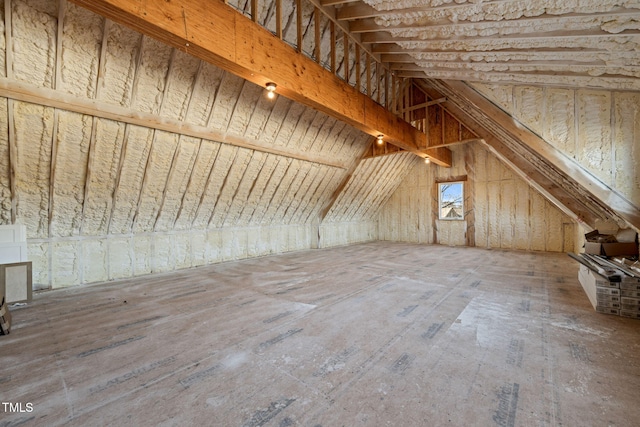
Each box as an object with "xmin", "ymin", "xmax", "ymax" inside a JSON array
[{"xmin": 2, "ymin": 242, "xmax": 640, "ymax": 426}]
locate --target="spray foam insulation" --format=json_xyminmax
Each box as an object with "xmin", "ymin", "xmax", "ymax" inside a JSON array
[{"xmin": 5, "ymin": 0, "xmax": 635, "ymax": 288}]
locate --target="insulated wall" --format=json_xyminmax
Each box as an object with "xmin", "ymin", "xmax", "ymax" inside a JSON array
[
  {"xmin": 0, "ymin": 0, "xmax": 384, "ymax": 289},
  {"xmin": 320, "ymin": 152, "xmax": 419, "ymax": 248},
  {"xmin": 472, "ymin": 83, "xmax": 640, "ymax": 220},
  {"xmin": 379, "ymin": 144, "xmax": 578, "ymax": 253}
]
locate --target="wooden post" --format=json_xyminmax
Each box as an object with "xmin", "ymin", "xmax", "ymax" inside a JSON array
[
  {"xmin": 55, "ymin": 0, "xmax": 65, "ymax": 90},
  {"xmin": 366, "ymin": 54, "xmax": 371, "ymax": 97},
  {"xmin": 344, "ymin": 33, "xmax": 349, "ymax": 84},
  {"xmin": 276, "ymin": 0, "xmax": 282, "ymax": 39},
  {"xmin": 376, "ymin": 63, "xmax": 381, "ymax": 104},
  {"xmin": 314, "ymin": 8, "xmax": 321, "ymax": 63},
  {"xmin": 251, "ymin": 0, "xmax": 257, "ymax": 22},
  {"xmin": 355, "ymin": 44, "xmax": 361, "ymax": 93},
  {"xmin": 5, "ymin": 0, "xmax": 13, "ymax": 80},
  {"xmin": 296, "ymin": 0, "xmax": 302, "ymax": 53},
  {"xmin": 7, "ymin": 99, "xmax": 16, "ymax": 223},
  {"xmin": 330, "ymin": 21, "xmax": 336, "ymax": 74},
  {"xmin": 384, "ymin": 70, "xmax": 389, "ymax": 109},
  {"xmin": 405, "ymin": 79, "xmax": 411, "ymax": 123},
  {"xmin": 391, "ymin": 73, "xmax": 396, "ymax": 114}
]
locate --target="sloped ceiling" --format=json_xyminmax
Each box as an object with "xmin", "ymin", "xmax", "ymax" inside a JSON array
[
  {"xmin": 1, "ymin": 0, "xmax": 421, "ymax": 245},
  {"xmin": 326, "ymin": 0, "xmax": 640, "ymax": 230},
  {"xmin": 66, "ymin": 0, "xmax": 640, "ymax": 232},
  {"xmin": 336, "ymin": 0, "xmax": 640, "ymax": 91},
  {"xmin": 9, "ymin": 0, "xmax": 640, "ymax": 242}
]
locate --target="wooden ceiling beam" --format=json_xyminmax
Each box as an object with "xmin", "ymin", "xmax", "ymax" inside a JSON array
[
  {"xmin": 417, "ymin": 79, "xmax": 640, "ymax": 230},
  {"xmin": 373, "ymin": 44, "xmax": 616, "ymax": 55},
  {"xmin": 336, "ymin": 3, "xmax": 378, "ymax": 21},
  {"xmin": 426, "ymin": 138, "xmax": 484, "ymax": 150},
  {"xmin": 393, "ymin": 63, "xmax": 640, "ymax": 76},
  {"xmin": 394, "ymin": 71, "xmax": 640, "ymax": 91},
  {"xmin": 361, "ymin": 29, "xmax": 640, "ymax": 44},
  {"xmin": 348, "ymin": 10, "xmax": 640, "ymax": 34},
  {"xmin": 361, "ymin": 32, "xmax": 397, "ymax": 44},
  {"xmin": 404, "ymin": 97, "xmax": 447, "ymax": 111},
  {"xmin": 321, "ymin": 0, "xmax": 359, "ymax": 6},
  {"xmin": 349, "ymin": 18, "xmax": 385, "ymax": 33},
  {"xmin": 69, "ymin": 0, "xmax": 452, "ymax": 167},
  {"xmin": 380, "ymin": 53, "xmax": 418, "ymax": 62},
  {"xmin": 0, "ymin": 78, "xmax": 350, "ymax": 169},
  {"xmin": 336, "ymin": 0, "xmax": 501, "ymax": 20}
]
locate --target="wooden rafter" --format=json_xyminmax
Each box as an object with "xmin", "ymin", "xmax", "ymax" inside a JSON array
[
  {"xmin": 328, "ymin": 1, "xmax": 640, "ymax": 92},
  {"xmin": 321, "ymin": 0, "xmax": 358, "ymax": 6},
  {"xmin": 363, "ymin": 82, "xmax": 478, "ymax": 159},
  {"xmin": 425, "ymin": 138, "xmax": 484, "ymax": 150},
  {"xmin": 416, "ymin": 79, "xmax": 640, "ymax": 230},
  {"xmin": 69, "ymin": 0, "xmax": 452, "ymax": 167},
  {"xmin": 0, "ymin": 79, "xmax": 349, "ymax": 169},
  {"xmin": 348, "ymin": 10, "xmax": 640, "ymax": 35}
]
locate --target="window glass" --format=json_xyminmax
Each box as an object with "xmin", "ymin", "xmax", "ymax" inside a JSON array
[{"xmin": 438, "ymin": 182, "xmax": 464, "ymax": 220}]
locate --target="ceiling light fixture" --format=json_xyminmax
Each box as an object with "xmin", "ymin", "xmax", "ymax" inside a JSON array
[
  {"xmin": 424, "ymin": 157, "xmax": 430, "ymax": 164},
  {"xmin": 376, "ymin": 134, "xmax": 384, "ymax": 145},
  {"xmin": 265, "ymin": 82, "xmax": 277, "ymax": 99}
]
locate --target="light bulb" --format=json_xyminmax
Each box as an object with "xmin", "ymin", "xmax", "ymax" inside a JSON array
[
  {"xmin": 424, "ymin": 157, "xmax": 430, "ymax": 164},
  {"xmin": 376, "ymin": 134, "xmax": 384, "ymax": 145},
  {"xmin": 265, "ymin": 82, "xmax": 277, "ymax": 100}
]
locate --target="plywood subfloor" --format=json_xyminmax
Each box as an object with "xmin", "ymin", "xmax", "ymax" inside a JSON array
[{"xmin": 2, "ymin": 242, "xmax": 639, "ymax": 426}]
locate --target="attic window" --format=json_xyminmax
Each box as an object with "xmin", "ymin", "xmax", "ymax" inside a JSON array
[{"xmin": 438, "ymin": 182, "xmax": 464, "ymax": 220}]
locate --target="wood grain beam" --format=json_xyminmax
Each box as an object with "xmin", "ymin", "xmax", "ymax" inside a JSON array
[
  {"xmin": 69, "ymin": 0, "xmax": 451, "ymax": 167},
  {"xmin": 417, "ymin": 79, "xmax": 640, "ymax": 231},
  {"xmin": 361, "ymin": 29, "xmax": 640, "ymax": 44},
  {"xmin": 426, "ymin": 138, "xmax": 483, "ymax": 150},
  {"xmin": 402, "ymin": 97, "xmax": 447, "ymax": 112},
  {"xmin": 0, "ymin": 78, "xmax": 348, "ymax": 169},
  {"xmin": 349, "ymin": 11, "xmax": 640, "ymax": 34},
  {"xmin": 321, "ymin": 0, "xmax": 358, "ymax": 6},
  {"xmin": 336, "ymin": 3, "xmax": 377, "ymax": 20},
  {"xmin": 374, "ymin": 44, "xmax": 627, "ymax": 57},
  {"xmin": 395, "ymin": 70, "xmax": 640, "ymax": 92}
]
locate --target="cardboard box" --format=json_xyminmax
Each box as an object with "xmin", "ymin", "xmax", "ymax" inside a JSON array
[
  {"xmin": 621, "ymin": 297, "xmax": 640, "ymax": 306},
  {"xmin": 578, "ymin": 264, "xmax": 622, "ymax": 311},
  {"xmin": 620, "ymin": 282, "xmax": 640, "ymax": 291},
  {"xmin": 621, "ymin": 290, "xmax": 640, "ymax": 298},
  {"xmin": 620, "ymin": 311, "xmax": 640, "ymax": 319},
  {"xmin": 578, "ymin": 265, "xmax": 619, "ymax": 288},
  {"xmin": 584, "ymin": 229, "xmax": 638, "ymax": 257},
  {"xmin": 597, "ymin": 307, "xmax": 620, "ymax": 315},
  {"xmin": 578, "ymin": 255, "xmax": 640, "ymax": 320},
  {"xmin": 621, "ymin": 275, "xmax": 640, "ymax": 285},
  {"xmin": 584, "ymin": 241, "xmax": 638, "ymax": 257},
  {"xmin": 596, "ymin": 295, "xmax": 621, "ymax": 304},
  {"xmin": 596, "ymin": 287, "xmax": 621, "ymax": 296}
]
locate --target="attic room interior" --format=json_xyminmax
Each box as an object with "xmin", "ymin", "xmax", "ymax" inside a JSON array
[{"xmin": 1, "ymin": 0, "xmax": 640, "ymax": 425}]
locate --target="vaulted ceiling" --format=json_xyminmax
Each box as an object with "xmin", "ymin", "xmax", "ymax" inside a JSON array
[{"xmin": 68, "ymin": 0, "xmax": 640, "ymax": 231}]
